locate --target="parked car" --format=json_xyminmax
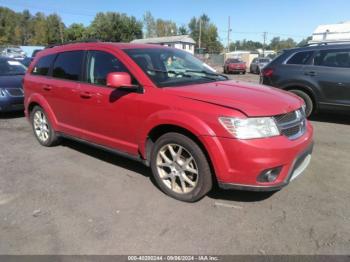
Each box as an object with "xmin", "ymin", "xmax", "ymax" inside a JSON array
[
  {"xmin": 24, "ymin": 42, "xmax": 313, "ymax": 202},
  {"xmin": 0, "ymin": 46, "xmax": 26, "ymax": 60},
  {"xmin": 223, "ymin": 58, "xmax": 246, "ymax": 74},
  {"xmin": 261, "ymin": 42, "xmax": 350, "ymax": 117},
  {"xmin": 250, "ymin": 57, "xmax": 271, "ymax": 74},
  {"xmin": 0, "ymin": 57, "xmax": 26, "ymax": 112}
]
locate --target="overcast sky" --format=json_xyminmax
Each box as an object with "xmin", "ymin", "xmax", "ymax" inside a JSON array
[{"xmin": 1, "ymin": 0, "xmax": 350, "ymax": 43}]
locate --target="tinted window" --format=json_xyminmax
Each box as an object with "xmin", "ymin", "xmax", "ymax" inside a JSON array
[
  {"xmin": 52, "ymin": 51, "xmax": 84, "ymax": 81},
  {"xmin": 85, "ymin": 51, "xmax": 128, "ymax": 85},
  {"xmin": 286, "ymin": 51, "xmax": 313, "ymax": 65},
  {"xmin": 314, "ymin": 49, "xmax": 350, "ymax": 68},
  {"xmin": 32, "ymin": 54, "xmax": 56, "ymax": 76}
]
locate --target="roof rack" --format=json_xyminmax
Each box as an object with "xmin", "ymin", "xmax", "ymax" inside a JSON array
[
  {"xmin": 45, "ymin": 39, "xmax": 101, "ymax": 49},
  {"xmin": 303, "ymin": 40, "xmax": 350, "ymax": 47}
]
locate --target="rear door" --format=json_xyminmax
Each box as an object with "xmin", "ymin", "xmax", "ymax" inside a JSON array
[
  {"xmin": 310, "ymin": 48, "xmax": 350, "ymax": 107},
  {"xmin": 49, "ymin": 50, "xmax": 85, "ymax": 135}
]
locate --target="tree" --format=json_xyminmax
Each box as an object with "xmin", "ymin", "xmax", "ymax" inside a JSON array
[
  {"xmin": 0, "ymin": 7, "xmax": 20, "ymax": 44},
  {"xmin": 229, "ymin": 40, "xmax": 263, "ymax": 51},
  {"xmin": 46, "ymin": 14, "xmax": 65, "ymax": 44},
  {"xmin": 188, "ymin": 14, "xmax": 223, "ymax": 53},
  {"xmin": 65, "ymin": 23, "xmax": 87, "ymax": 41},
  {"xmin": 268, "ymin": 37, "xmax": 297, "ymax": 51},
  {"xmin": 297, "ymin": 36, "xmax": 312, "ymax": 47},
  {"xmin": 178, "ymin": 25, "xmax": 188, "ymax": 35},
  {"xmin": 31, "ymin": 12, "xmax": 48, "ymax": 45},
  {"xmin": 155, "ymin": 19, "xmax": 177, "ymax": 37},
  {"xmin": 143, "ymin": 11, "xmax": 156, "ymax": 38},
  {"xmin": 89, "ymin": 12, "xmax": 142, "ymax": 42}
]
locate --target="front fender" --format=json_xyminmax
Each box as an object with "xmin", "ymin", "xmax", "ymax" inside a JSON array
[
  {"xmin": 138, "ymin": 110, "xmax": 216, "ymax": 157},
  {"xmin": 26, "ymin": 93, "xmax": 59, "ymax": 130}
]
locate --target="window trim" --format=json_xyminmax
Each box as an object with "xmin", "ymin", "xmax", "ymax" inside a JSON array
[
  {"xmin": 283, "ymin": 50, "xmax": 315, "ymax": 65},
  {"xmin": 311, "ymin": 48, "xmax": 350, "ymax": 69},
  {"xmin": 82, "ymin": 49, "xmax": 141, "ymax": 89},
  {"xmin": 50, "ymin": 50, "xmax": 85, "ymax": 82},
  {"xmin": 30, "ymin": 53, "xmax": 57, "ymax": 78}
]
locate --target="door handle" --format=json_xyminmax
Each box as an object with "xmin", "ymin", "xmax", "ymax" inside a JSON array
[
  {"xmin": 304, "ymin": 71, "xmax": 317, "ymax": 76},
  {"xmin": 80, "ymin": 91, "xmax": 93, "ymax": 99},
  {"xmin": 43, "ymin": 85, "xmax": 52, "ymax": 91}
]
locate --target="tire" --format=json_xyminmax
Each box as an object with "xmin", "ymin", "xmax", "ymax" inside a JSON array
[
  {"xmin": 242, "ymin": 71, "xmax": 246, "ymax": 75},
  {"xmin": 288, "ymin": 89, "xmax": 314, "ymax": 117},
  {"xmin": 223, "ymin": 67, "xmax": 227, "ymax": 74},
  {"xmin": 30, "ymin": 106, "xmax": 60, "ymax": 147},
  {"xmin": 150, "ymin": 132, "xmax": 212, "ymax": 202}
]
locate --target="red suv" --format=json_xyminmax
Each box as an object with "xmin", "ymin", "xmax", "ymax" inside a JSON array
[{"xmin": 24, "ymin": 42, "xmax": 313, "ymax": 202}]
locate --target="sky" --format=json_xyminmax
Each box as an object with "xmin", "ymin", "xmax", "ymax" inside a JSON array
[{"xmin": 1, "ymin": 0, "xmax": 350, "ymax": 44}]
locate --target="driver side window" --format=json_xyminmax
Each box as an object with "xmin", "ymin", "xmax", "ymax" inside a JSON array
[{"xmin": 86, "ymin": 51, "xmax": 128, "ymax": 86}]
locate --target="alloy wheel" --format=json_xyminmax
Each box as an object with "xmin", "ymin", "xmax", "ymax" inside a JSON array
[
  {"xmin": 156, "ymin": 143, "xmax": 199, "ymax": 194},
  {"xmin": 33, "ymin": 110, "xmax": 50, "ymax": 143}
]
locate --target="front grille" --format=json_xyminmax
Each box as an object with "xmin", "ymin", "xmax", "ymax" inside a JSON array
[
  {"xmin": 274, "ymin": 109, "xmax": 306, "ymax": 140},
  {"xmin": 5, "ymin": 88, "xmax": 23, "ymax": 97}
]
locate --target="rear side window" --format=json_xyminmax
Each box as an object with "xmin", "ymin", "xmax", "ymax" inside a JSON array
[
  {"xmin": 52, "ymin": 51, "xmax": 84, "ymax": 81},
  {"xmin": 32, "ymin": 54, "xmax": 56, "ymax": 76},
  {"xmin": 286, "ymin": 51, "xmax": 313, "ymax": 65},
  {"xmin": 314, "ymin": 49, "xmax": 350, "ymax": 68}
]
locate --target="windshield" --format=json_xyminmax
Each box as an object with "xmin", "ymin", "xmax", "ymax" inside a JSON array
[
  {"xmin": 124, "ymin": 48, "xmax": 227, "ymax": 87},
  {"xmin": 227, "ymin": 59, "xmax": 242, "ymax": 63},
  {"xmin": 7, "ymin": 48, "xmax": 23, "ymax": 54},
  {"xmin": 0, "ymin": 59, "xmax": 27, "ymax": 75}
]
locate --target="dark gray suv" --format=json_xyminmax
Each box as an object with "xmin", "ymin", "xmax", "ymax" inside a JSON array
[{"xmin": 260, "ymin": 43, "xmax": 350, "ymax": 117}]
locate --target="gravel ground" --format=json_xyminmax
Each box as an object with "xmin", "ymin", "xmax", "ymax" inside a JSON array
[{"xmin": 0, "ymin": 73, "xmax": 349, "ymax": 255}]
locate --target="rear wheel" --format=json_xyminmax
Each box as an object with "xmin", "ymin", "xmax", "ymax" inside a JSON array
[
  {"xmin": 150, "ymin": 133, "xmax": 212, "ymax": 202},
  {"xmin": 289, "ymin": 89, "xmax": 314, "ymax": 117},
  {"xmin": 30, "ymin": 106, "xmax": 60, "ymax": 146}
]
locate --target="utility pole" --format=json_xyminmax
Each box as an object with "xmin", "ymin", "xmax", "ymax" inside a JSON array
[
  {"xmin": 198, "ymin": 18, "xmax": 202, "ymax": 50},
  {"xmin": 262, "ymin": 31, "xmax": 267, "ymax": 57},
  {"xmin": 227, "ymin": 16, "xmax": 232, "ymax": 52}
]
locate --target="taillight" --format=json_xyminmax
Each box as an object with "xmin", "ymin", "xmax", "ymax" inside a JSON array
[{"xmin": 262, "ymin": 68, "xmax": 274, "ymax": 77}]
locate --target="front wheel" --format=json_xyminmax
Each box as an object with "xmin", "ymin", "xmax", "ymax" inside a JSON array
[{"xmin": 150, "ymin": 133, "xmax": 212, "ymax": 202}]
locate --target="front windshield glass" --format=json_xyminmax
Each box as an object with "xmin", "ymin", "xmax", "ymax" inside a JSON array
[
  {"xmin": 0, "ymin": 59, "xmax": 27, "ymax": 75},
  {"xmin": 124, "ymin": 48, "xmax": 227, "ymax": 87}
]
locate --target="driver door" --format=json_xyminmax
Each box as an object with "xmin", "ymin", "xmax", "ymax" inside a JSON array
[{"xmin": 77, "ymin": 50, "xmax": 140, "ymax": 155}]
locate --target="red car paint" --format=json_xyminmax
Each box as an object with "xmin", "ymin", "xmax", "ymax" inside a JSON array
[
  {"xmin": 224, "ymin": 59, "xmax": 246, "ymax": 73},
  {"xmin": 24, "ymin": 42, "xmax": 313, "ymax": 190}
]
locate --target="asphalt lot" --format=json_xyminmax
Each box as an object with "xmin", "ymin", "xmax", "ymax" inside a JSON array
[{"xmin": 1, "ymin": 73, "xmax": 350, "ymax": 255}]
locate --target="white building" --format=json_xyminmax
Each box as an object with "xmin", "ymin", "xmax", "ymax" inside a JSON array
[
  {"xmin": 131, "ymin": 35, "xmax": 196, "ymax": 54},
  {"xmin": 310, "ymin": 21, "xmax": 350, "ymax": 43}
]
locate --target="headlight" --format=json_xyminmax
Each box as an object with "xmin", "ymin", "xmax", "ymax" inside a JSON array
[
  {"xmin": 219, "ymin": 117, "xmax": 280, "ymax": 139},
  {"xmin": 301, "ymin": 104, "xmax": 306, "ymax": 116},
  {"xmin": 0, "ymin": 88, "xmax": 7, "ymax": 97}
]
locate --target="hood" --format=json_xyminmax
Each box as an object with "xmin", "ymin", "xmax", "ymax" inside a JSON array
[
  {"xmin": 0, "ymin": 75, "xmax": 24, "ymax": 88},
  {"xmin": 163, "ymin": 80, "xmax": 303, "ymax": 117}
]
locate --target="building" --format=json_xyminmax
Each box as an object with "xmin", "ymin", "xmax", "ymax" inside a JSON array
[
  {"xmin": 310, "ymin": 21, "xmax": 350, "ymax": 43},
  {"xmin": 131, "ymin": 35, "xmax": 196, "ymax": 54}
]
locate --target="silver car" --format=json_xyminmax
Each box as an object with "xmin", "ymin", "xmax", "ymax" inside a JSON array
[{"xmin": 250, "ymin": 57, "xmax": 271, "ymax": 74}]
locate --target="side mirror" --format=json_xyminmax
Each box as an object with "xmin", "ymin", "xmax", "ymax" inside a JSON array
[{"xmin": 106, "ymin": 72, "xmax": 132, "ymax": 88}]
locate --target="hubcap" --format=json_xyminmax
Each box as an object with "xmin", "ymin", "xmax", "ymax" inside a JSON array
[
  {"xmin": 33, "ymin": 111, "xmax": 50, "ymax": 142},
  {"xmin": 156, "ymin": 144, "xmax": 199, "ymax": 194}
]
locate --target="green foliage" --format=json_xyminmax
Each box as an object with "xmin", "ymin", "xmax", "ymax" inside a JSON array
[
  {"xmin": 89, "ymin": 12, "xmax": 142, "ymax": 42},
  {"xmin": 188, "ymin": 14, "xmax": 223, "ymax": 53},
  {"xmin": 268, "ymin": 37, "xmax": 297, "ymax": 51},
  {"xmin": 229, "ymin": 40, "xmax": 263, "ymax": 51},
  {"xmin": 0, "ymin": 6, "xmax": 143, "ymax": 46},
  {"xmin": 297, "ymin": 36, "xmax": 312, "ymax": 47},
  {"xmin": 143, "ymin": 11, "xmax": 177, "ymax": 37}
]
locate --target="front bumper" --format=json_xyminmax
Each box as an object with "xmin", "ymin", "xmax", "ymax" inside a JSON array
[
  {"xmin": 0, "ymin": 96, "xmax": 24, "ymax": 112},
  {"xmin": 218, "ymin": 142, "xmax": 313, "ymax": 191},
  {"xmin": 201, "ymin": 122, "xmax": 314, "ymax": 191}
]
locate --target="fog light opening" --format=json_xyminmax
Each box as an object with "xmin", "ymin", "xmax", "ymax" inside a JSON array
[{"xmin": 258, "ymin": 166, "xmax": 282, "ymax": 183}]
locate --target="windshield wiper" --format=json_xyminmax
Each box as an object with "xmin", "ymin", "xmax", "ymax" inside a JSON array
[
  {"xmin": 184, "ymin": 70, "xmax": 229, "ymax": 80},
  {"xmin": 146, "ymin": 68, "xmax": 193, "ymax": 78}
]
